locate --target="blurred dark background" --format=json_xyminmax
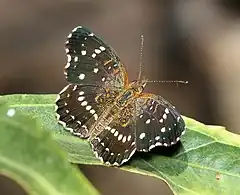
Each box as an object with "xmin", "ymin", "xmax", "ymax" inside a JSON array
[{"xmin": 1, "ymin": 0, "xmax": 240, "ymax": 194}]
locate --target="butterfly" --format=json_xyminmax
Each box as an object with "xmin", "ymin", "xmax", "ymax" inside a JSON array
[{"xmin": 55, "ymin": 26, "xmax": 186, "ymax": 166}]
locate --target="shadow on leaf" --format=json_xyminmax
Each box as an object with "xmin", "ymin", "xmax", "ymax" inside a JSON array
[{"xmin": 127, "ymin": 141, "xmax": 188, "ymax": 177}]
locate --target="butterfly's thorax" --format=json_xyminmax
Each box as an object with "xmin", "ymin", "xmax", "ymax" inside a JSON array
[
  {"xmin": 116, "ymin": 88, "xmax": 137, "ymax": 107},
  {"xmin": 89, "ymin": 85, "xmax": 141, "ymax": 139}
]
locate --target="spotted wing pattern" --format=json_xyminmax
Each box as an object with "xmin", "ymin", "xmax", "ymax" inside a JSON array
[
  {"xmin": 56, "ymin": 84, "xmax": 119, "ymax": 137},
  {"xmin": 64, "ymin": 26, "xmax": 128, "ymax": 89},
  {"xmin": 56, "ymin": 26, "xmax": 186, "ymax": 166},
  {"xmin": 56, "ymin": 26, "xmax": 127, "ymax": 138},
  {"xmin": 134, "ymin": 94, "xmax": 185, "ymax": 152},
  {"xmin": 90, "ymin": 106, "xmax": 136, "ymax": 166}
]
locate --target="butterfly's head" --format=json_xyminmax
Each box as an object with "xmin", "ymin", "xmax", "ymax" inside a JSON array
[{"xmin": 130, "ymin": 78, "xmax": 148, "ymax": 94}]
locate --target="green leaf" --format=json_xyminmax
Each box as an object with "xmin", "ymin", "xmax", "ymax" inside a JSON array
[
  {"xmin": 2, "ymin": 94, "xmax": 240, "ymax": 195},
  {"xmin": 0, "ymin": 100, "xmax": 99, "ymax": 195}
]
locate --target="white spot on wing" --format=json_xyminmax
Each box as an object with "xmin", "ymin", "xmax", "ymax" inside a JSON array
[
  {"xmin": 163, "ymin": 113, "xmax": 167, "ymax": 120},
  {"xmin": 145, "ymin": 119, "xmax": 151, "ymax": 124},
  {"xmin": 93, "ymin": 114, "xmax": 98, "ymax": 120},
  {"xmin": 122, "ymin": 136, "xmax": 127, "ymax": 143},
  {"xmin": 92, "ymin": 53, "xmax": 96, "ymax": 58},
  {"xmin": 114, "ymin": 131, "xmax": 119, "ymax": 137},
  {"xmin": 81, "ymin": 101, "xmax": 88, "ymax": 106},
  {"xmin": 79, "ymin": 91, "xmax": 84, "ymax": 95},
  {"xmin": 95, "ymin": 49, "xmax": 101, "ymax": 54},
  {"xmin": 93, "ymin": 68, "xmax": 99, "ymax": 73},
  {"xmin": 79, "ymin": 73, "xmax": 85, "ymax": 80},
  {"xmin": 89, "ymin": 33, "xmax": 94, "ymax": 36},
  {"xmin": 118, "ymin": 134, "xmax": 123, "ymax": 141},
  {"xmin": 159, "ymin": 119, "xmax": 163, "ymax": 123},
  {"xmin": 161, "ymin": 127, "xmax": 166, "ymax": 132},
  {"xmin": 127, "ymin": 135, "xmax": 131, "ymax": 141},
  {"xmin": 155, "ymin": 136, "xmax": 160, "ymax": 140},
  {"xmin": 74, "ymin": 56, "xmax": 78, "ymax": 62},
  {"xmin": 165, "ymin": 108, "xmax": 169, "ymax": 114},
  {"xmin": 105, "ymin": 126, "xmax": 111, "ymax": 130},
  {"xmin": 139, "ymin": 133, "xmax": 146, "ymax": 139},
  {"xmin": 81, "ymin": 50, "xmax": 87, "ymax": 55},
  {"xmin": 99, "ymin": 46, "xmax": 105, "ymax": 51},
  {"xmin": 90, "ymin": 109, "xmax": 96, "ymax": 114},
  {"xmin": 78, "ymin": 96, "xmax": 85, "ymax": 101},
  {"xmin": 110, "ymin": 128, "xmax": 116, "ymax": 134},
  {"xmin": 86, "ymin": 105, "xmax": 92, "ymax": 110}
]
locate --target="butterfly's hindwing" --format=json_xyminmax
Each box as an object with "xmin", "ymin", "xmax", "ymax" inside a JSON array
[
  {"xmin": 55, "ymin": 84, "xmax": 119, "ymax": 138},
  {"xmin": 65, "ymin": 26, "xmax": 127, "ymax": 90},
  {"xmin": 90, "ymin": 123, "xmax": 136, "ymax": 166},
  {"xmin": 90, "ymin": 105, "xmax": 137, "ymax": 166},
  {"xmin": 134, "ymin": 94, "xmax": 185, "ymax": 151}
]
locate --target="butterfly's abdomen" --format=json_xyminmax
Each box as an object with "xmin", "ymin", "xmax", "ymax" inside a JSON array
[
  {"xmin": 89, "ymin": 88, "xmax": 136, "ymax": 137},
  {"xmin": 89, "ymin": 104, "xmax": 121, "ymax": 139}
]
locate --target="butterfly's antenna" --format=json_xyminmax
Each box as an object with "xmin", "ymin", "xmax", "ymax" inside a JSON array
[
  {"xmin": 147, "ymin": 80, "xmax": 188, "ymax": 87},
  {"xmin": 138, "ymin": 35, "xmax": 144, "ymax": 81}
]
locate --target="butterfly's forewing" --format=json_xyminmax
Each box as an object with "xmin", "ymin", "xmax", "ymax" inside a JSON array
[
  {"xmin": 90, "ymin": 105, "xmax": 136, "ymax": 166},
  {"xmin": 56, "ymin": 26, "xmax": 128, "ymax": 137},
  {"xmin": 56, "ymin": 84, "xmax": 120, "ymax": 137},
  {"xmin": 134, "ymin": 94, "xmax": 185, "ymax": 151},
  {"xmin": 65, "ymin": 26, "xmax": 128, "ymax": 89}
]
